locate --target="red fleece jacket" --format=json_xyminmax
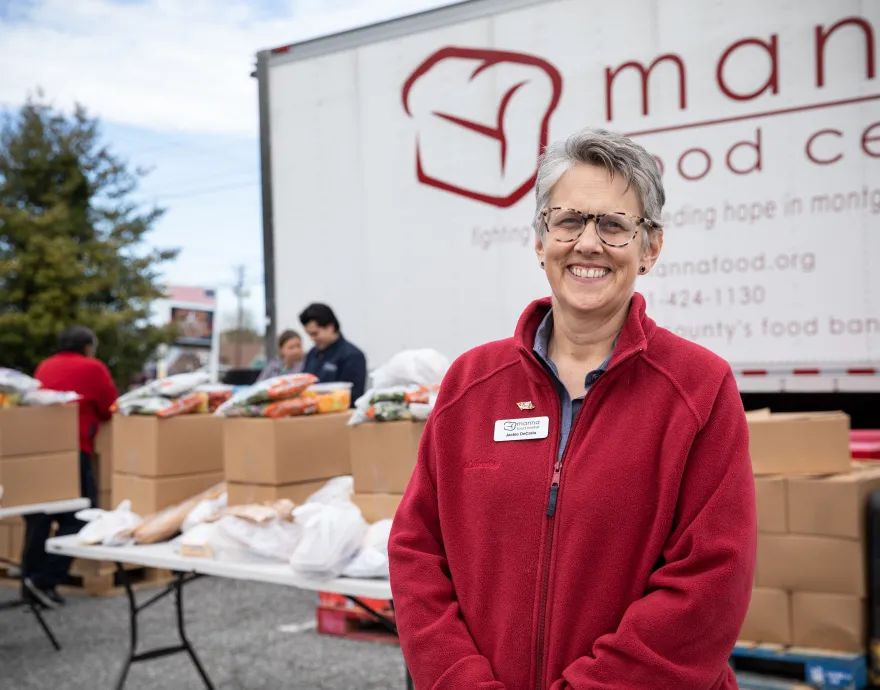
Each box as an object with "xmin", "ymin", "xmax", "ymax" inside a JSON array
[
  {"xmin": 388, "ymin": 293, "xmax": 756, "ymax": 690},
  {"xmin": 35, "ymin": 352, "xmax": 118, "ymax": 455}
]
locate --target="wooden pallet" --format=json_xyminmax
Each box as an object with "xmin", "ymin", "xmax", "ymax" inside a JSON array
[
  {"xmin": 0, "ymin": 558, "xmax": 172, "ymax": 597},
  {"xmin": 315, "ymin": 605, "xmax": 399, "ymax": 645},
  {"xmin": 731, "ymin": 642, "xmax": 869, "ymax": 689}
]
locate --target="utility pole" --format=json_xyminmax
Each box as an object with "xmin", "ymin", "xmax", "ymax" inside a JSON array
[{"xmin": 232, "ymin": 265, "xmax": 248, "ymax": 367}]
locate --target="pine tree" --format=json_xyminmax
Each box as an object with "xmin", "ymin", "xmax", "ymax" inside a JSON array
[{"xmin": 0, "ymin": 94, "xmax": 178, "ymax": 387}]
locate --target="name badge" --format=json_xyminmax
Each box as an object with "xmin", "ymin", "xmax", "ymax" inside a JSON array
[{"xmin": 494, "ymin": 416, "xmax": 550, "ymax": 442}]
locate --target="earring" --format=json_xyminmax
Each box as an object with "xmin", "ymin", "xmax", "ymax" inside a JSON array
[
  {"xmin": 541, "ymin": 261, "xmax": 545, "ymax": 268},
  {"xmin": 639, "ymin": 265, "xmax": 647, "ymax": 274}
]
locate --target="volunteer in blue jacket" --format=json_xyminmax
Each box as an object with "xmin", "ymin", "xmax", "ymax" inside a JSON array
[{"xmin": 299, "ymin": 303, "xmax": 367, "ymax": 406}]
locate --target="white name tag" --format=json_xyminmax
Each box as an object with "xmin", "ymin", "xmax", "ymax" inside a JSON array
[{"xmin": 493, "ymin": 416, "xmax": 550, "ymax": 442}]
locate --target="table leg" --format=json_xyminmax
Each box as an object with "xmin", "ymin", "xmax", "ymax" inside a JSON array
[
  {"xmin": 113, "ymin": 564, "xmax": 215, "ymax": 690},
  {"xmin": 29, "ymin": 599, "xmax": 62, "ymax": 651},
  {"xmin": 174, "ymin": 572, "xmax": 216, "ymax": 690},
  {"xmin": 0, "ymin": 557, "xmax": 62, "ymax": 651},
  {"xmin": 349, "ymin": 596, "xmax": 414, "ymax": 689}
]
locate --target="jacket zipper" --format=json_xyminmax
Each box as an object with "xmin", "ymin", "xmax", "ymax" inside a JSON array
[{"xmin": 531, "ymin": 348, "xmax": 643, "ymax": 690}]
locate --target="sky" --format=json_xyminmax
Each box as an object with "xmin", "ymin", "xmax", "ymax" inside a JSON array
[{"xmin": 0, "ymin": 0, "xmax": 461, "ymax": 329}]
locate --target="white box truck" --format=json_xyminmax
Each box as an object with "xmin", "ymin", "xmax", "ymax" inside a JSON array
[{"xmin": 255, "ymin": 0, "xmax": 879, "ymax": 405}]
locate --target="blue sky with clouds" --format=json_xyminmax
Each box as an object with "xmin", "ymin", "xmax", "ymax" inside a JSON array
[{"xmin": 0, "ymin": 0, "xmax": 459, "ymax": 328}]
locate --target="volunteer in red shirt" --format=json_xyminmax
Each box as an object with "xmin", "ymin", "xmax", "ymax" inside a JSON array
[
  {"xmin": 389, "ymin": 127, "xmax": 757, "ymax": 690},
  {"xmin": 21, "ymin": 325, "xmax": 118, "ymax": 609}
]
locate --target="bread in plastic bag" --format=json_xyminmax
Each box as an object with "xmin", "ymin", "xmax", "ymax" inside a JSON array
[
  {"xmin": 129, "ymin": 483, "xmax": 226, "ymax": 544},
  {"xmin": 289, "ymin": 501, "xmax": 368, "ymax": 578},
  {"xmin": 75, "ymin": 500, "xmax": 143, "ymax": 546},
  {"xmin": 178, "ymin": 522, "xmax": 217, "ymax": 558},
  {"xmin": 342, "ymin": 519, "xmax": 392, "ymax": 579},
  {"xmin": 182, "ymin": 492, "xmax": 228, "ymax": 532},
  {"xmin": 0, "ymin": 368, "xmax": 41, "ymax": 395}
]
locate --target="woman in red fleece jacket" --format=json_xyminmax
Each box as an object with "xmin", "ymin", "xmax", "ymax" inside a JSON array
[{"xmin": 388, "ymin": 127, "xmax": 757, "ymax": 690}]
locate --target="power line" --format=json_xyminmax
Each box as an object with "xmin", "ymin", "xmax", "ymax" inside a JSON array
[
  {"xmin": 142, "ymin": 172, "xmax": 257, "ymax": 198},
  {"xmin": 147, "ymin": 179, "xmax": 259, "ymax": 202}
]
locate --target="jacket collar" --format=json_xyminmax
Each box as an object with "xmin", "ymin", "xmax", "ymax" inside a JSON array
[{"xmin": 515, "ymin": 292, "xmax": 653, "ymax": 382}]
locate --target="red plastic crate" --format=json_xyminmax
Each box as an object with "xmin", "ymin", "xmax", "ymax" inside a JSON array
[
  {"xmin": 315, "ymin": 605, "xmax": 399, "ymax": 645},
  {"xmin": 851, "ymin": 430, "xmax": 880, "ymax": 460},
  {"xmin": 317, "ymin": 591, "xmax": 392, "ymax": 612}
]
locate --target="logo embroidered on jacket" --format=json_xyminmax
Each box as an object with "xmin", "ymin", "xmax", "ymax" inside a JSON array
[{"xmin": 516, "ymin": 401, "xmax": 535, "ymax": 410}]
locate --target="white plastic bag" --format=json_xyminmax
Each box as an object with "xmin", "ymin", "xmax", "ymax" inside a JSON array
[
  {"xmin": 0, "ymin": 368, "xmax": 40, "ymax": 395},
  {"xmin": 370, "ymin": 349, "xmax": 448, "ymax": 390},
  {"xmin": 305, "ymin": 476, "xmax": 354, "ymax": 506},
  {"xmin": 215, "ymin": 515, "xmax": 304, "ymax": 562},
  {"xmin": 75, "ymin": 500, "xmax": 143, "ymax": 546},
  {"xmin": 289, "ymin": 501, "xmax": 368, "ymax": 578},
  {"xmin": 21, "ymin": 389, "xmax": 81, "ymax": 406},
  {"xmin": 342, "ymin": 519, "xmax": 392, "ymax": 579},
  {"xmin": 182, "ymin": 492, "xmax": 228, "ymax": 533}
]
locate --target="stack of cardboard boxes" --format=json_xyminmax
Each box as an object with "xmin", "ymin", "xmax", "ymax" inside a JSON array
[
  {"xmin": 742, "ymin": 410, "xmax": 874, "ymax": 653},
  {"xmin": 223, "ymin": 412, "xmax": 353, "ymax": 506},
  {"xmin": 0, "ymin": 405, "xmax": 81, "ymax": 563},
  {"xmin": 350, "ymin": 421, "xmax": 424, "ymax": 522},
  {"xmin": 111, "ymin": 415, "xmax": 224, "ymax": 517}
]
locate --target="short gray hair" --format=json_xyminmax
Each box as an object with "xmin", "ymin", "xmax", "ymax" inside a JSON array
[{"xmin": 534, "ymin": 127, "xmax": 665, "ymax": 245}]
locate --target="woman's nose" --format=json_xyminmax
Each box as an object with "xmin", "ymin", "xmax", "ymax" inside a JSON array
[{"xmin": 573, "ymin": 219, "xmax": 603, "ymax": 253}]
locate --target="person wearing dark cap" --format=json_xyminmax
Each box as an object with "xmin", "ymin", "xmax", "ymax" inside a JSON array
[
  {"xmin": 21, "ymin": 326, "xmax": 118, "ymax": 608},
  {"xmin": 299, "ymin": 303, "xmax": 367, "ymax": 405}
]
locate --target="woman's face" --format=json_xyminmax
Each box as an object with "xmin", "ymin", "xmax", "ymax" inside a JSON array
[
  {"xmin": 535, "ymin": 162, "xmax": 662, "ymax": 318},
  {"xmin": 280, "ymin": 337, "xmax": 303, "ymax": 366}
]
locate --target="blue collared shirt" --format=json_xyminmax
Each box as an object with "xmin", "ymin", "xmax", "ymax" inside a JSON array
[{"xmin": 533, "ymin": 310, "xmax": 614, "ymax": 460}]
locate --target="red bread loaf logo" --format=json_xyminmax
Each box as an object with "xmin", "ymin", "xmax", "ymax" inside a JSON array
[{"xmin": 402, "ymin": 47, "xmax": 563, "ymax": 208}]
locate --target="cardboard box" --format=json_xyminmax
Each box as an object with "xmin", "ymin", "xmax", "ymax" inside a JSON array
[
  {"xmin": 98, "ymin": 489, "xmax": 112, "ymax": 511},
  {"xmin": 94, "ymin": 420, "xmax": 113, "ymax": 491},
  {"xmin": 350, "ymin": 421, "xmax": 425, "ymax": 494},
  {"xmin": 757, "ymin": 535, "xmax": 865, "ymax": 596},
  {"xmin": 112, "ymin": 472, "xmax": 224, "ymax": 517},
  {"xmin": 353, "ymin": 493, "xmax": 403, "ymax": 523},
  {"xmin": 0, "ymin": 452, "xmax": 80, "ymax": 507},
  {"xmin": 792, "ymin": 592, "xmax": 866, "ymax": 653},
  {"xmin": 227, "ymin": 479, "xmax": 330, "ymax": 507},
  {"xmin": 747, "ymin": 412, "xmax": 851, "ymax": 476},
  {"xmin": 113, "ymin": 415, "xmax": 224, "ymax": 477},
  {"xmin": 0, "ymin": 405, "xmax": 78, "ymax": 457},
  {"xmin": 755, "ymin": 476, "xmax": 787, "ymax": 533},
  {"xmin": 224, "ymin": 413, "xmax": 352, "ymax": 485},
  {"xmin": 738, "ymin": 588, "xmax": 792, "ymax": 645},
  {"xmin": 787, "ymin": 467, "xmax": 880, "ymax": 540}
]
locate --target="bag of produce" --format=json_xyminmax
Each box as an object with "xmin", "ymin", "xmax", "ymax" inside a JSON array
[
  {"xmin": 214, "ymin": 373, "xmax": 317, "ymax": 416},
  {"xmin": 196, "ymin": 384, "xmax": 234, "ymax": 413}
]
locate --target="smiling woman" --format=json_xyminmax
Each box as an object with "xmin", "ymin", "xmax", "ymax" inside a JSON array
[{"xmin": 389, "ymin": 127, "xmax": 757, "ymax": 690}]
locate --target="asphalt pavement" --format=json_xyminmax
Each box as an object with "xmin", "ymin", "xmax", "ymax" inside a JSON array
[{"xmin": 0, "ymin": 576, "xmax": 406, "ymax": 689}]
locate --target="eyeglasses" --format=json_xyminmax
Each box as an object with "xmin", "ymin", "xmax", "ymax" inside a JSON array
[{"xmin": 540, "ymin": 207, "xmax": 660, "ymax": 247}]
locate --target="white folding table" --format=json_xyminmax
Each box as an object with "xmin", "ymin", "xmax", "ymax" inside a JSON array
[
  {"xmin": 0, "ymin": 498, "xmax": 91, "ymax": 650},
  {"xmin": 46, "ymin": 535, "xmax": 409, "ymax": 690}
]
